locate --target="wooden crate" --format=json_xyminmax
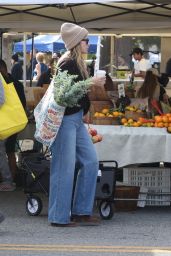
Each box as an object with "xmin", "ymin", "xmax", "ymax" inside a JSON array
[
  {"xmin": 115, "ymin": 186, "xmax": 140, "ymax": 211},
  {"xmin": 89, "ymin": 100, "xmax": 113, "ymax": 124},
  {"xmin": 125, "ymin": 110, "xmax": 147, "ymax": 121},
  {"xmin": 93, "ymin": 117, "xmax": 118, "ymax": 125}
]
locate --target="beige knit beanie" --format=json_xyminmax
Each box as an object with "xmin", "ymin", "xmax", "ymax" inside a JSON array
[{"xmin": 60, "ymin": 23, "xmax": 88, "ymax": 50}]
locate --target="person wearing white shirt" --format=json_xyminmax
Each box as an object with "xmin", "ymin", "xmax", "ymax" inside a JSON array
[{"xmin": 132, "ymin": 47, "xmax": 151, "ymax": 79}]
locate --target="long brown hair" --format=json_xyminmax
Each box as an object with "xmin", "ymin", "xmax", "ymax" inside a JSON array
[
  {"xmin": 58, "ymin": 44, "xmax": 88, "ymax": 79},
  {"xmin": 137, "ymin": 70, "xmax": 159, "ymax": 99}
]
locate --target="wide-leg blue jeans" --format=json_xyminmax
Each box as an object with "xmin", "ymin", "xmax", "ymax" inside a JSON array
[{"xmin": 48, "ymin": 110, "xmax": 99, "ymax": 224}]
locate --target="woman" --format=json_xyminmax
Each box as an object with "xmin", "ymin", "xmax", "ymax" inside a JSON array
[
  {"xmin": 33, "ymin": 52, "xmax": 48, "ymax": 80},
  {"xmin": 136, "ymin": 68, "xmax": 169, "ymax": 104},
  {"xmin": 36, "ymin": 58, "xmax": 56, "ymax": 87},
  {"xmin": 48, "ymin": 23, "xmax": 106, "ymax": 227}
]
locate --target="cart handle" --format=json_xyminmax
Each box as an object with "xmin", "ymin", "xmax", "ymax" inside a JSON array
[{"xmin": 99, "ymin": 160, "xmax": 118, "ymax": 169}]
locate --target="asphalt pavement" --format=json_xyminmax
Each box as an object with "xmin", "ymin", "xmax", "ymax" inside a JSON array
[{"xmin": 1, "ymin": 189, "xmax": 171, "ymax": 256}]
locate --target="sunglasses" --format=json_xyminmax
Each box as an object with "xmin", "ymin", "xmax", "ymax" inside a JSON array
[{"xmin": 81, "ymin": 38, "xmax": 89, "ymax": 44}]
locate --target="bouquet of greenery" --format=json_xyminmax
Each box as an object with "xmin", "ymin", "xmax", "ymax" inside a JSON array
[{"xmin": 53, "ymin": 70, "xmax": 92, "ymax": 107}]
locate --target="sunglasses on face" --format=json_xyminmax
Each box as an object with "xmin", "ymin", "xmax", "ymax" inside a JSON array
[{"xmin": 81, "ymin": 38, "xmax": 89, "ymax": 44}]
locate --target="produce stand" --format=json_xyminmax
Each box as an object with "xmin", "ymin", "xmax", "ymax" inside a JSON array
[
  {"xmin": 88, "ymin": 78, "xmax": 171, "ymax": 208},
  {"xmin": 92, "ymin": 125, "xmax": 171, "ymax": 208}
]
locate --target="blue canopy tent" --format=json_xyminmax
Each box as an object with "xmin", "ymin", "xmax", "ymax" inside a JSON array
[{"xmin": 14, "ymin": 34, "xmax": 98, "ymax": 54}]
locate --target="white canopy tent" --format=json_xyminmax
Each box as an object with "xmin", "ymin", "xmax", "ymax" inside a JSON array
[
  {"xmin": 0, "ymin": 1, "xmax": 171, "ymax": 35},
  {"xmin": 0, "ymin": 0, "xmax": 171, "ymax": 85}
]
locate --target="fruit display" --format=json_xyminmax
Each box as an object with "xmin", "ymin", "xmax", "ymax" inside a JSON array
[
  {"xmin": 94, "ymin": 108, "xmax": 124, "ymax": 118},
  {"xmin": 125, "ymin": 105, "xmax": 147, "ymax": 121},
  {"xmin": 88, "ymin": 127, "xmax": 103, "ymax": 144},
  {"xmin": 121, "ymin": 117, "xmax": 154, "ymax": 127},
  {"xmin": 153, "ymin": 114, "xmax": 171, "ymax": 128},
  {"xmin": 90, "ymin": 100, "xmax": 171, "ymax": 132},
  {"xmin": 121, "ymin": 114, "xmax": 171, "ymax": 130},
  {"xmin": 93, "ymin": 108, "xmax": 124, "ymax": 125}
]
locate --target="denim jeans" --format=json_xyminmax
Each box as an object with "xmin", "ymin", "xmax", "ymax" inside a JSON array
[
  {"xmin": 0, "ymin": 140, "xmax": 12, "ymax": 184},
  {"xmin": 48, "ymin": 110, "xmax": 99, "ymax": 224}
]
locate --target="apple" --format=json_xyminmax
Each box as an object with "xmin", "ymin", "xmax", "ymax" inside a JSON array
[
  {"xmin": 92, "ymin": 135, "xmax": 99, "ymax": 143},
  {"xmin": 88, "ymin": 128, "xmax": 97, "ymax": 136},
  {"xmin": 91, "ymin": 134, "xmax": 103, "ymax": 143},
  {"xmin": 96, "ymin": 134, "xmax": 103, "ymax": 142}
]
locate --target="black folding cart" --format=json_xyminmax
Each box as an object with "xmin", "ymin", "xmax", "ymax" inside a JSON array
[
  {"xmin": 96, "ymin": 160, "xmax": 118, "ymax": 219},
  {"xmin": 22, "ymin": 155, "xmax": 118, "ymax": 219}
]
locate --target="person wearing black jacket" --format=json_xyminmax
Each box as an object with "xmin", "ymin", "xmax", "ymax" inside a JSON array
[
  {"xmin": 11, "ymin": 53, "xmax": 23, "ymax": 81},
  {"xmin": 48, "ymin": 23, "xmax": 106, "ymax": 227},
  {"xmin": 36, "ymin": 58, "xmax": 56, "ymax": 87},
  {"xmin": 0, "ymin": 59, "xmax": 26, "ymax": 184}
]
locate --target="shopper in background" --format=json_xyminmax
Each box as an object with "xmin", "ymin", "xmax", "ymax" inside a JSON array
[
  {"xmin": 11, "ymin": 53, "xmax": 23, "ymax": 81},
  {"xmin": 131, "ymin": 47, "xmax": 151, "ymax": 79},
  {"xmin": 136, "ymin": 68, "xmax": 169, "ymax": 106},
  {"xmin": 48, "ymin": 22, "xmax": 106, "ymax": 227},
  {"xmin": 27, "ymin": 49, "xmax": 38, "ymax": 80},
  {"xmin": 0, "ymin": 66, "xmax": 15, "ymax": 192},
  {"xmin": 36, "ymin": 58, "xmax": 56, "ymax": 87},
  {"xmin": 88, "ymin": 56, "xmax": 96, "ymax": 77},
  {"xmin": 33, "ymin": 52, "xmax": 48, "ymax": 80},
  {"xmin": 0, "ymin": 59, "xmax": 26, "ymax": 186}
]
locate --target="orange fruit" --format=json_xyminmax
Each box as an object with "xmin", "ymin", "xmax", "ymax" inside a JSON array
[
  {"xmin": 154, "ymin": 115, "xmax": 162, "ymax": 123},
  {"xmin": 157, "ymin": 122, "xmax": 164, "ymax": 128},
  {"xmin": 102, "ymin": 108, "xmax": 109, "ymax": 114},
  {"xmin": 133, "ymin": 122, "xmax": 138, "ymax": 127},
  {"xmin": 121, "ymin": 118, "xmax": 127, "ymax": 124},
  {"xmin": 94, "ymin": 112, "xmax": 100, "ymax": 117},
  {"xmin": 162, "ymin": 116, "xmax": 169, "ymax": 123},
  {"xmin": 167, "ymin": 127, "xmax": 171, "ymax": 133},
  {"xmin": 164, "ymin": 122, "xmax": 169, "ymax": 128},
  {"xmin": 137, "ymin": 121, "xmax": 142, "ymax": 126},
  {"xmin": 138, "ymin": 117, "xmax": 146, "ymax": 123},
  {"xmin": 118, "ymin": 112, "xmax": 124, "ymax": 116},
  {"xmin": 128, "ymin": 118, "xmax": 134, "ymax": 124},
  {"xmin": 113, "ymin": 111, "xmax": 119, "ymax": 117},
  {"xmin": 98, "ymin": 113, "xmax": 105, "ymax": 117}
]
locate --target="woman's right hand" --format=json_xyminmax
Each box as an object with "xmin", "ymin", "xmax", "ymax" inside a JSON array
[{"xmin": 91, "ymin": 76, "xmax": 106, "ymax": 87}]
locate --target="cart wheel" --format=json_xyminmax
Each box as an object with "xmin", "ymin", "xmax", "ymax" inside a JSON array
[
  {"xmin": 99, "ymin": 200, "xmax": 114, "ymax": 220},
  {"xmin": 26, "ymin": 195, "xmax": 43, "ymax": 216}
]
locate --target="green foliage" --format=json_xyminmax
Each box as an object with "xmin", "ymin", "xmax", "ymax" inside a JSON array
[
  {"xmin": 53, "ymin": 70, "xmax": 92, "ymax": 107},
  {"xmin": 132, "ymin": 37, "xmax": 160, "ymax": 50}
]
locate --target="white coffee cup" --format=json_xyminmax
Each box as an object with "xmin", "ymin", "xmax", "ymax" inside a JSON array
[{"xmin": 96, "ymin": 70, "xmax": 106, "ymax": 77}]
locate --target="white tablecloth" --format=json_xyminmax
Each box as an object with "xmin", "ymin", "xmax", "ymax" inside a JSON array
[{"xmin": 94, "ymin": 126, "xmax": 171, "ymax": 168}]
